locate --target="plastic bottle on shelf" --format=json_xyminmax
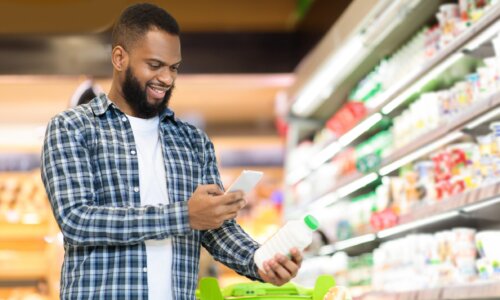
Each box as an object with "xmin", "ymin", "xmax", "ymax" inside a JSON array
[{"xmin": 254, "ymin": 215, "xmax": 319, "ymax": 270}]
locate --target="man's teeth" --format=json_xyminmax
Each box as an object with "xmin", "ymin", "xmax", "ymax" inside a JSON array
[{"xmin": 150, "ymin": 86, "xmax": 167, "ymax": 93}]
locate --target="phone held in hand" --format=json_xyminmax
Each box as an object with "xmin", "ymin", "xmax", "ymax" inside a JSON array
[{"xmin": 225, "ymin": 170, "xmax": 263, "ymax": 194}]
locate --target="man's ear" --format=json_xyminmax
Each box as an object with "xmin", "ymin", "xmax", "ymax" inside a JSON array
[{"xmin": 111, "ymin": 45, "xmax": 128, "ymax": 72}]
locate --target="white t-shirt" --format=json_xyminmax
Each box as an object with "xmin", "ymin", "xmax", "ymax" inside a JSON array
[{"xmin": 127, "ymin": 114, "xmax": 172, "ymax": 300}]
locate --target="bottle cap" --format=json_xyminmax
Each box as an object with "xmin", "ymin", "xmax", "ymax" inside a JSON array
[{"xmin": 304, "ymin": 215, "xmax": 319, "ymax": 230}]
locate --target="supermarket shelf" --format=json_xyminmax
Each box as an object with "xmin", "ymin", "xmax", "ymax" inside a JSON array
[
  {"xmin": 311, "ymin": 171, "xmax": 378, "ymax": 207},
  {"xmin": 328, "ymin": 170, "xmax": 367, "ymax": 198},
  {"xmin": 293, "ymin": 0, "xmax": 442, "ymax": 120},
  {"xmin": 320, "ymin": 181, "xmax": 500, "ymax": 255},
  {"xmin": 441, "ymin": 281, "xmax": 500, "ymax": 300},
  {"xmin": 384, "ymin": 180, "xmax": 500, "ymax": 238},
  {"xmin": 288, "ymin": 4, "xmax": 500, "ymax": 185},
  {"xmin": 370, "ymin": 2, "xmax": 500, "ymax": 114},
  {"xmin": 397, "ymin": 181, "xmax": 500, "ymax": 226},
  {"xmin": 306, "ymin": 92, "xmax": 500, "ymax": 209},
  {"xmin": 359, "ymin": 281, "xmax": 500, "ymax": 300},
  {"xmin": 379, "ymin": 92, "xmax": 500, "ymax": 175}
]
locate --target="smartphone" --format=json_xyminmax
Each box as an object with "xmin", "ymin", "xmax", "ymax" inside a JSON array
[{"xmin": 225, "ymin": 170, "xmax": 263, "ymax": 194}]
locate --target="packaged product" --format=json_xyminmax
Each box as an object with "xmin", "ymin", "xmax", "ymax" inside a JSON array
[{"xmin": 452, "ymin": 228, "xmax": 477, "ymax": 281}]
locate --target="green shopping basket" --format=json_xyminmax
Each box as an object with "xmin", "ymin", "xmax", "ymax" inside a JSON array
[{"xmin": 197, "ymin": 275, "xmax": 335, "ymax": 300}]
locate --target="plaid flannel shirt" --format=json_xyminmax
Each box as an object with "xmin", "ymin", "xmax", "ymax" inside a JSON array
[{"xmin": 41, "ymin": 94, "xmax": 261, "ymax": 299}]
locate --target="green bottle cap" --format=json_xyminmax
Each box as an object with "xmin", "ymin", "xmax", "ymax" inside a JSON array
[{"xmin": 304, "ymin": 215, "xmax": 319, "ymax": 231}]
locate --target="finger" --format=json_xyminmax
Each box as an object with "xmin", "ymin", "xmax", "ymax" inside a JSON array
[
  {"xmin": 269, "ymin": 259, "xmax": 291, "ymax": 282},
  {"xmin": 289, "ymin": 248, "xmax": 303, "ymax": 267},
  {"xmin": 203, "ymin": 184, "xmax": 223, "ymax": 195},
  {"xmin": 228, "ymin": 191, "xmax": 245, "ymax": 203},
  {"xmin": 215, "ymin": 199, "xmax": 245, "ymax": 218},
  {"xmin": 214, "ymin": 191, "xmax": 245, "ymax": 205},
  {"xmin": 275, "ymin": 254, "xmax": 299, "ymax": 276},
  {"xmin": 263, "ymin": 261, "xmax": 278, "ymax": 282},
  {"xmin": 221, "ymin": 201, "xmax": 246, "ymax": 221},
  {"xmin": 225, "ymin": 199, "xmax": 246, "ymax": 211}
]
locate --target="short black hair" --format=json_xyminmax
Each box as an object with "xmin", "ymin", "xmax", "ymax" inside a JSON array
[{"xmin": 111, "ymin": 3, "xmax": 180, "ymax": 50}]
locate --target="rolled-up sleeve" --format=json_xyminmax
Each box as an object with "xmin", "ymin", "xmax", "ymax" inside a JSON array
[{"xmin": 198, "ymin": 131, "xmax": 262, "ymax": 281}]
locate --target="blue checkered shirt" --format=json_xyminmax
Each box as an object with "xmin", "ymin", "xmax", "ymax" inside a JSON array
[{"xmin": 41, "ymin": 94, "xmax": 261, "ymax": 299}]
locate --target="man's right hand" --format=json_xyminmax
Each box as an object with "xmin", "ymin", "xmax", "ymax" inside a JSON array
[{"xmin": 187, "ymin": 184, "xmax": 246, "ymax": 230}]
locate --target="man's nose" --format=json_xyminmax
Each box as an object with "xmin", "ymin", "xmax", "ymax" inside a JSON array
[{"xmin": 157, "ymin": 69, "xmax": 174, "ymax": 86}]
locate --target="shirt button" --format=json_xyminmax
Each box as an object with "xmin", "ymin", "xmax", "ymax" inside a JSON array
[
  {"xmin": 130, "ymin": 150, "xmax": 136, "ymax": 155},
  {"xmin": 121, "ymin": 116, "xmax": 127, "ymax": 122},
  {"xmin": 143, "ymin": 267, "xmax": 147, "ymax": 272},
  {"xmin": 134, "ymin": 187, "xmax": 139, "ymax": 193}
]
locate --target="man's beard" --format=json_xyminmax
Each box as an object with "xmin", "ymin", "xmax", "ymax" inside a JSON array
[{"xmin": 122, "ymin": 67, "xmax": 173, "ymax": 119}]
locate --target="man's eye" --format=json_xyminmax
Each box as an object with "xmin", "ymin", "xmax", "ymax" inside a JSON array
[
  {"xmin": 148, "ymin": 63, "xmax": 160, "ymax": 69},
  {"xmin": 170, "ymin": 65, "xmax": 179, "ymax": 72}
]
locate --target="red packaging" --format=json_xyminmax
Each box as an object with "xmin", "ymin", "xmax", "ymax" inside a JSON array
[
  {"xmin": 370, "ymin": 208, "xmax": 399, "ymax": 231},
  {"xmin": 325, "ymin": 102, "xmax": 367, "ymax": 138},
  {"xmin": 432, "ymin": 151, "xmax": 453, "ymax": 183}
]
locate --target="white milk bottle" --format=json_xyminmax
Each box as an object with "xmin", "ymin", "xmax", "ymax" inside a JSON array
[{"xmin": 254, "ymin": 214, "xmax": 319, "ymax": 270}]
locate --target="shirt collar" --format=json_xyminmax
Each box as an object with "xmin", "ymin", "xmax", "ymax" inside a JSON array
[
  {"xmin": 91, "ymin": 93, "xmax": 176, "ymax": 122},
  {"xmin": 158, "ymin": 106, "xmax": 176, "ymax": 122},
  {"xmin": 90, "ymin": 93, "xmax": 113, "ymax": 116}
]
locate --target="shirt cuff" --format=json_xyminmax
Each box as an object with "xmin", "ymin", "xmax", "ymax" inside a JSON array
[
  {"xmin": 162, "ymin": 201, "xmax": 193, "ymax": 237},
  {"xmin": 248, "ymin": 249, "xmax": 264, "ymax": 282}
]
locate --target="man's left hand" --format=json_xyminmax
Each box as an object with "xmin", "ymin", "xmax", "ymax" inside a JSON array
[{"xmin": 257, "ymin": 248, "xmax": 303, "ymax": 286}]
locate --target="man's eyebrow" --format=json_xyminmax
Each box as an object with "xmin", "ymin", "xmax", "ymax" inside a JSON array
[
  {"xmin": 171, "ymin": 60, "xmax": 182, "ymax": 66},
  {"xmin": 146, "ymin": 58, "xmax": 182, "ymax": 66},
  {"xmin": 146, "ymin": 58, "xmax": 166, "ymax": 65}
]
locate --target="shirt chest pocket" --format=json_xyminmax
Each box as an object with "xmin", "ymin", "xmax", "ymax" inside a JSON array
[
  {"xmin": 89, "ymin": 134, "xmax": 133, "ymax": 206},
  {"xmin": 163, "ymin": 143, "xmax": 203, "ymax": 197}
]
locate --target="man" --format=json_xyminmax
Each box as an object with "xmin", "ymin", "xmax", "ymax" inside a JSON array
[{"xmin": 41, "ymin": 3, "xmax": 302, "ymax": 299}]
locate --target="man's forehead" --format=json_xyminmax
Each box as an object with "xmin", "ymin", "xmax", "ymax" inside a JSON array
[{"xmin": 131, "ymin": 29, "xmax": 180, "ymax": 56}]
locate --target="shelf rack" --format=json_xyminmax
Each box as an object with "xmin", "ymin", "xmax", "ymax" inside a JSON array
[
  {"xmin": 287, "ymin": 3, "xmax": 500, "ymax": 187},
  {"xmin": 318, "ymin": 180, "xmax": 500, "ymax": 255},
  {"xmin": 295, "ymin": 92, "xmax": 500, "ymax": 215},
  {"xmin": 286, "ymin": 1, "xmax": 500, "ymax": 298}
]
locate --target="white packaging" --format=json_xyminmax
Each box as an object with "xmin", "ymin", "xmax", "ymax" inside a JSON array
[{"xmin": 254, "ymin": 215, "xmax": 319, "ymax": 270}]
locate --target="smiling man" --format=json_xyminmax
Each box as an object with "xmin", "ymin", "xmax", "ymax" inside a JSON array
[{"xmin": 41, "ymin": 3, "xmax": 302, "ymax": 300}]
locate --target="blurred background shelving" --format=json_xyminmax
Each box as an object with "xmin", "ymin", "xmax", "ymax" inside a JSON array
[
  {"xmin": 282, "ymin": 0, "xmax": 500, "ymax": 299},
  {"xmin": 2, "ymin": 0, "xmax": 500, "ymax": 299}
]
